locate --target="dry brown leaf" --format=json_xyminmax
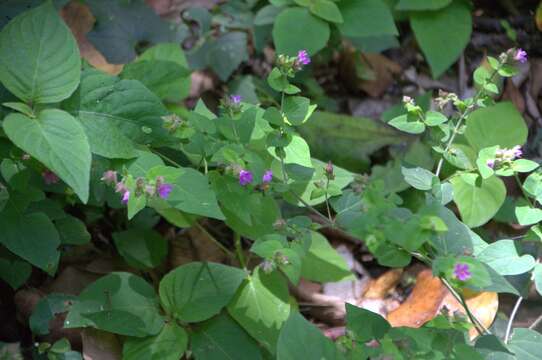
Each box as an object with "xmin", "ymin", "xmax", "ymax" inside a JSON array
[
  {"xmin": 387, "ymin": 269, "xmax": 498, "ymax": 339},
  {"xmin": 292, "ymin": 279, "xmax": 346, "ymax": 325},
  {"xmin": 502, "ymin": 79, "xmax": 526, "ymax": 114},
  {"xmin": 44, "ymin": 266, "xmax": 101, "ymax": 295},
  {"xmin": 61, "ymin": 2, "xmax": 124, "ymax": 75},
  {"xmin": 363, "ymin": 269, "xmax": 403, "ymax": 299},
  {"xmin": 82, "ymin": 329, "xmax": 122, "ymax": 360}
]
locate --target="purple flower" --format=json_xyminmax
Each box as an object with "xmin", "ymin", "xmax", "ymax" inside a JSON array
[
  {"xmin": 262, "ymin": 170, "xmax": 273, "ymax": 184},
  {"xmin": 297, "ymin": 50, "xmax": 311, "ymax": 66},
  {"xmin": 239, "ymin": 169, "xmax": 253, "ymax": 186},
  {"xmin": 230, "ymin": 95, "xmax": 242, "ymax": 105},
  {"xmin": 453, "ymin": 263, "xmax": 471, "ymax": 282},
  {"xmin": 100, "ymin": 170, "xmax": 118, "ymax": 185},
  {"xmin": 121, "ymin": 191, "xmax": 130, "ymax": 205},
  {"xmin": 486, "ymin": 159, "xmax": 495, "ymax": 169},
  {"xmin": 157, "ymin": 183, "xmax": 173, "ymax": 199},
  {"xmin": 514, "ymin": 48, "xmax": 527, "ymax": 63},
  {"xmin": 512, "ymin": 145, "xmax": 523, "ymax": 159},
  {"xmin": 115, "ymin": 182, "xmax": 128, "ymax": 194},
  {"xmin": 42, "ymin": 170, "xmax": 59, "ymax": 185}
]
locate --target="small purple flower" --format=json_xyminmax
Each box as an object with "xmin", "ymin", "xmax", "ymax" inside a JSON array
[
  {"xmin": 297, "ymin": 50, "xmax": 311, "ymax": 66},
  {"xmin": 512, "ymin": 145, "xmax": 523, "ymax": 159},
  {"xmin": 239, "ymin": 169, "xmax": 253, "ymax": 186},
  {"xmin": 230, "ymin": 95, "xmax": 242, "ymax": 105},
  {"xmin": 115, "ymin": 182, "xmax": 128, "ymax": 194},
  {"xmin": 42, "ymin": 170, "xmax": 59, "ymax": 185},
  {"xmin": 486, "ymin": 159, "xmax": 495, "ymax": 169},
  {"xmin": 121, "ymin": 191, "xmax": 130, "ymax": 205},
  {"xmin": 157, "ymin": 183, "xmax": 173, "ymax": 199},
  {"xmin": 100, "ymin": 170, "xmax": 118, "ymax": 185},
  {"xmin": 453, "ymin": 263, "xmax": 471, "ymax": 282},
  {"xmin": 262, "ymin": 170, "xmax": 273, "ymax": 184},
  {"xmin": 514, "ymin": 48, "xmax": 527, "ymax": 64}
]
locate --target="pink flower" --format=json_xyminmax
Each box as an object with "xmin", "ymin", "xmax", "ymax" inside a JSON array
[
  {"xmin": 239, "ymin": 169, "xmax": 253, "ymax": 186},
  {"xmin": 115, "ymin": 182, "xmax": 128, "ymax": 194},
  {"xmin": 296, "ymin": 50, "xmax": 311, "ymax": 66},
  {"xmin": 453, "ymin": 263, "xmax": 471, "ymax": 281},
  {"xmin": 121, "ymin": 191, "xmax": 130, "ymax": 205},
  {"xmin": 262, "ymin": 170, "xmax": 273, "ymax": 184},
  {"xmin": 42, "ymin": 170, "xmax": 59, "ymax": 185},
  {"xmin": 512, "ymin": 145, "xmax": 523, "ymax": 159},
  {"xmin": 514, "ymin": 48, "xmax": 527, "ymax": 63},
  {"xmin": 157, "ymin": 183, "xmax": 173, "ymax": 199},
  {"xmin": 486, "ymin": 159, "xmax": 495, "ymax": 169},
  {"xmin": 100, "ymin": 170, "xmax": 117, "ymax": 185}
]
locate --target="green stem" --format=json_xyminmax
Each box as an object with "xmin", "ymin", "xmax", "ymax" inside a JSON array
[
  {"xmin": 505, "ymin": 296, "xmax": 523, "ymax": 343},
  {"xmin": 234, "ymin": 232, "xmax": 247, "ymax": 269},
  {"xmin": 514, "ymin": 173, "xmax": 534, "ymax": 207},
  {"xmin": 151, "ymin": 149, "xmax": 183, "ymax": 168},
  {"xmin": 324, "ymin": 177, "xmax": 333, "ymax": 223}
]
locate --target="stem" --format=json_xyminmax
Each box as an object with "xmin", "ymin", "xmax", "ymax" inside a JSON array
[
  {"xmin": 324, "ymin": 177, "xmax": 333, "ymax": 222},
  {"xmin": 234, "ymin": 232, "xmax": 246, "ymax": 268},
  {"xmin": 505, "ymin": 296, "xmax": 524, "ymax": 344},
  {"xmin": 514, "ymin": 173, "xmax": 534, "ymax": 207},
  {"xmin": 151, "ymin": 149, "xmax": 183, "ymax": 168},
  {"xmin": 528, "ymin": 313, "xmax": 542, "ymax": 330},
  {"xmin": 194, "ymin": 222, "xmax": 234, "ymax": 259}
]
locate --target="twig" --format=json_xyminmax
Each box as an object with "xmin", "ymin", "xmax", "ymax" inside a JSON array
[
  {"xmin": 505, "ymin": 296, "xmax": 524, "ymax": 344},
  {"xmin": 528, "ymin": 312, "xmax": 542, "ymax": 330}
]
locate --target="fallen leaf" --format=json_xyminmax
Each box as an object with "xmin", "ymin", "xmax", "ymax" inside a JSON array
[
  {"xmin": 82, "ymin": 329, "xmax": 122, "ymax": 360},
  {"xmin": 363, "ymin": 269, "xmax": 403, "ymax": 299},
  {"xmin": 387, "ymin": 269, "xmax": 498, "ymax": 339},
  {"xmin": 61, "ymin": 2, "xmax": 123, "ymax": 75}
]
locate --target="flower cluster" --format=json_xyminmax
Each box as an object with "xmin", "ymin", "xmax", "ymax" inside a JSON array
[
  {"xmin": 237, "ymin": 169, "xmax": 273, "ymax": 187},
  {"xmin": 486, "ymin": 145, "xmax": 522, "ymax": 169},
  {"xmin": 101, "ymin": 170, "xmax": 173, "ymax": 205},
  {"xmin": 276, "ymin": 49, "xmax": 311, "ymax": 75},
  {"xmin": 501, "ymin": 48, "xmax": 528, "ymax": 64},
  {"xmin": 42, "ymin": 169, "xmax": 59, "ymax": 185}
]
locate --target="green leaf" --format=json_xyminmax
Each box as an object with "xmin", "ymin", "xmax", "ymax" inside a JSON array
[
  {"xmin": 0, "ymin": 253, "xmax": 31, "ymax": 289},
  {"xmin": 429, "ymin": 201, "xmax": 477, "ymax": 256},
  {"xmin": 424, "ymin": 111, "xmax": 448, "ymax": 126},
  {"xmin": 0, "ymin": 208, "xmax": 60, "ymax": 274},
  {"xmin": 254, "ymin": 5, "xmax": 283, "ymax": 25},
  {"xmin": 208, "ymin": 32, "xmax": 248, "ymax": 81},
  {"xmin": 338, "ymin": 0, "xmax": 397, "ymax": 38},
  {"xmin": 2, "ymin": 102, "xmax": 34, "ymax": 117},
  {"xmin": 465, "ymin": 102, "xmax": 528, "ymax": 152},
  {"xmin": 277, "ymin": 312, "xmax": 344, "ymax": 360},
  {"xmin": 86, "ymin": 0, "xmax": 184, "ymax": 64},
  {"xmin": 30, "ymin": 294, "xmax": 76, "ymax": 335},
  {"xmin": 123, "ymin": 322, "xmax": 188, "ymax": 360},
  {"xmin": 476, "ymin": 239, "xmax": 536, "ymax": 276},
  {"xmin": 309, "ymin": 0, "xmax": 343, "ymax": 23},
  {"xmin": 113, "ymin": 229, "xmax": 168, "ymax": 270},
  {"xmin": 227, "ymin": 268, "xmax": 291, "ymax": 353},
  {"xmin": 507, "ymin": 328, "xmax": 542, "ymax": 360},
  {"xmin": 410, "ymin": 1, "xmax": 472, "ymax": 78},
  {"xmin": 65, "ymin": 272, "xmax": 164, "ymax": 337},
  {"xmin": 191, "ymin": 313, "xmax": 263, "ymax": 360},
  {"xmin": 283, "ymin": 96, "xmax": 311, "ymax": 125},
  {"xmin": 159, "ymin": 262, "xmax": 245, "ymax": 323},
  {"xmin": 388, "ymin": 114, "xmax": 426, "ymax": 134},
  {"xmin": 450, "ymin": 174, "xmax": 506, "ymax": 228},
  {"xmin": 301, "ymin": 231, "xmax": 353, "ymax": 282},
  {"xmin": 396, "ymin": 0, "xmax": 452, "ymax": 10},
  {"xmin": 515, "ymin": 206, "xmax": 542, "ymax": 226},
  {"xmin": 401, "ymin": 166, "xmax": 436, "ymax": 190},
  {"xmin": 476, "ymin": 146, "xmax": 498, "ymax": 179},
  {"xmin": 346, "ymin": 303, "xmax": 390, "ymax": 342},
  {"xmin": 523, "ymin": 172, "xmax": 542, "ymax": 204},
  {"xmin": 512, "ymin": 159, "xmax": 539, "ymax": 173},
  {"xmin": 4, "ymin": 109, "xmax": 91, "ymax": 203},
  {"xmin": 273, "ymin": 7, "xmax": 330, "ymax": 56},
  {"xmin": 0, "ymin": 1, "xmax": 80, "ymax": 103},
  {"xmin": 56, "ymin": 215, "xmax": 91, "ymax": 245},
  {"xmin": 533, "ymin": 263, "xmax": 542, "ymax": 297}
]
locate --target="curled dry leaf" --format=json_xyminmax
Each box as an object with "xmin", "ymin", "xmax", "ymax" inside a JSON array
[
  {"xmin": 61, "ymin": 2, "xmax": 124, "ymax": 75},
  {"xmin": 387, "ymin": 269, "xmax": 498, "ymax": 340},
  {"xmin": 363, "ymin": 269, "xmax": 403, "ymax": 299}
]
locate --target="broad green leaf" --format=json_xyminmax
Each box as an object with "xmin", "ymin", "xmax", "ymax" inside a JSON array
[
  {"xmin": 123, "ymin": 322, "xmax": 188, "ymax": 360},
  {"xmin": 4, "ymin": 110, "xmax": 91, "ymax": 202},
  {"xmin": 429, "ymin": 202, "xmax": 478, "ymax": 256},
  {"xmin": 523, "ymin": 172, "xmax": 542, "ymax": 203},
  {"xmin": 113, "ymin": 229, "xmax": 168, "ymax": 270},
  {"xmin": 191, "ymin": 313, "xmax": 263, "ymax": 360},
  {"xmin": 512, "ymin": 159, "xmax": 539, "ymax": 173},
  {"xmin": 65, "ymin": 272, "xmax": 164, "ymax": 337},
  {"xmin": 424, "ymin": 111, "xmax": 448, "ymax": 126},
  {"xmin": 338, "ymin": 0, "xmax": 397, "ymax": 38},
  {"xmin": 208, "ymin": 32, "xmax": 248, "ymax": 81},
  {"xmin": 476, "ymin": 146, "xmax": 498, "ymax": 179},
  {"xmin": 476, "ymin": 240, "xmax": 536, "ymax": 275},
  {"xmin": 2, "ymin": 102, "xmax": 34, "ymax": 117},
  {"xmin": 401, "ymin": 166, "xmax": 436, "ymax": 190},
  {"xmin": 85, "ymin": 0, "xmax": 184, "ymax": 64},
  {"xmin": 515, "ymin": 206, "xmax": 542, "ymax": 226},
  {"xmin": 64, "ymin": 69, "xmax": 171, "ymax": 157},
  {"xmin": 273, "ymin": 7, "xmax": 330, "ymax": 56},
  {"xmin": 410, "ymin": 1, "xmax": 472, "ymax": 78},
  {"xmin": 450, "ymin": 174, "xmax": 506, "ymax": 228},
  {"xmin": 56, "ymin": 215, "xmax": 91, "ymax": 245},
  {"xmin": 301, "ymin": 231, "xmax": 353, "ymax": 282},
  {"xmin": 30, "ymin": 294, "xmax": 76, "ymax": 335},
  {"xmin": 269, "ymin": 135, "xmax": 312, "ymax": 168},
  {"xmin": 0, "ymin": 1, "xmax": 80, "ymax": 103},
  {"xmin": 283, "ymin": 96, "xmax": 311, "ymax": 125},
  {"xmin": 533, "ymin": 263, "xmax": 542, "ymax": 297},
  {"xmin": 346, "ymin": 303, "xmax": 390, "ymax": 342},
  {"xmin": 309, "ymin": 0, "xmax": 343, "ymax": 23},
  {"xmin": 0, "ymin": 208, "xmax": 60, "ymax": 274},
  {"xmin": 396, "ymin": 0, "xmax": 451, "ymax": 10},
  {"xmin": 388, "ymin": 114, "xmax": 426, "ymax": 134},
  {"xmin": 465, "ymin": 102, "xmax": 528, "ymax": 152},
  {"xmin": 0, "ymin": 253, "xmax": 31, "ymax": 289},
  {"xmin": 507, "ymin": 328, "xmax": 542, "ymax": 360},
  {"xmin": 228, "ymin": 268, "xmax": 291, "ymax": 352},
  {"xmin": 254, "ymin": 5, "xmax": 283, "ymax": 25},
  {"xmin": 159, "ymin": 262, "xmax": 245, "ymax": 323},
  {"xmin": 277, "ymin": 312, "xmax": 344, "ymax": 360}
]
